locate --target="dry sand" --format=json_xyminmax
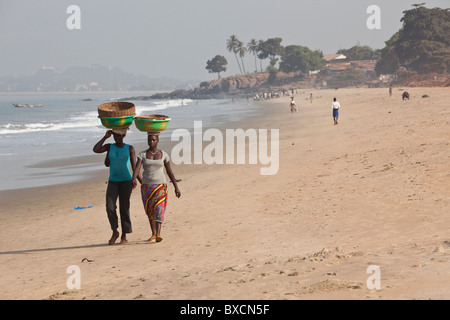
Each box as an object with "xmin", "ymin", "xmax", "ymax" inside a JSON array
[{"xmin": 0, "ymin": 87, "xmax": 449, "ymax": 300}]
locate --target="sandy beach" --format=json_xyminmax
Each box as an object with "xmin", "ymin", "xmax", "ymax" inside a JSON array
[{"xmin": 0, "ymin": 87, "xmax": 449, "ymax": 300}]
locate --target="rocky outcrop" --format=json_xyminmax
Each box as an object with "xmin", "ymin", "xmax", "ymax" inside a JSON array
[
  {"xmin": 121, "ymin": 73, "xmax": 271, "ymax": 101},
  {"xmin": 206, "ymin": 73, "xmax": 268, "ymax": 94}
]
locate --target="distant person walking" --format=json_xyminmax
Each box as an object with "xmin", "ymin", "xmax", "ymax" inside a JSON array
[
  {"xmin": 93, "ymin": 129, "xmax": 138, "ymax": 245},
  {"xmin": 331, "ymin": 97, "xmax": 340, "ymax": 125},
  {"xmin": 289, "ymin": 96, "xmax": 298, "ymax": 112}
]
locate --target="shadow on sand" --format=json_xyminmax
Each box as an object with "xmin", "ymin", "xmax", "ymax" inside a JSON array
[{"xmin": 0, "ymin": 240, "xmax": 154, "ymax": 255}]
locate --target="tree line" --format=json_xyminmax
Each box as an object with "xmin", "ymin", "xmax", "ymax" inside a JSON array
[
  {"xmin": 206, "ymin": 4, "xmax": 449, "ymax": 79},
  {"xmin": 206, "ymin": 36, "xmax": 326, "ymax": 79},
  {"xmin": 375, "ymin": 4, "xmax": 449, "ymax": 75}
]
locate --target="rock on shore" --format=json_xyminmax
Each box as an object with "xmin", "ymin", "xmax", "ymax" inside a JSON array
[{"xmin": 121, "ymin": 73, "xmax": 271, "ymax": 101}]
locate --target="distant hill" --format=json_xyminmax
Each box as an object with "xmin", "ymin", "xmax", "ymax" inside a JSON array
[{"xmin": 0, "ymin": 65, "xmax": 198, "ymax": 92}]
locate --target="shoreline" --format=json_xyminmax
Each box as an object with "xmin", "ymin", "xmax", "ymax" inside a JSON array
[
  {"xmin": 0, "ymin": 95, "xmax": 269, "ymax": 192},
  {"xmin": 0, "ymin": 90, "xmax": 171, "ymax": 95},
  {"xmin": 1, "ymin": 87, "xmax": 449, "ymax": 300},
  {"xmin": 0, "ymin": 95, "xmax": 280, "ymax": 195}
]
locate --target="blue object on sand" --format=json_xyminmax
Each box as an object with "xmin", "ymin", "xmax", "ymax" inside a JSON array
[{"xmin": 74, "ymin": 206, "xmax": 93, "ymax": 210}]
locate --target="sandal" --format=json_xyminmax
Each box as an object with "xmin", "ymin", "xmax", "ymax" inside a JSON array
[
  {"xmin": 147, "ymin": 236, "xmax": 156, "ymax": 242},
  {"xmin": 156, "ymin": 235, "xmax": 163, "ymax": 243}
]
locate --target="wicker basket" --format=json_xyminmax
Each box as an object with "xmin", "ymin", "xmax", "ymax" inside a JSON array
[{"xmin": 97, "ymin": 102, "xmax": 135, "ymax": 118}]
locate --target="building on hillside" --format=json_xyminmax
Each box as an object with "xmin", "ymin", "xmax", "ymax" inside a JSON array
[
  {"xmin": 350, "ymin": 60, "xmax": 377, "ymax": 77},
  {"xmin": 321, "ymin": 54, "xmax": 349, "ymax": 75},
  {"xmin": 323, "ymin": 54, "xmax": 347, "ymax": 63},
  {"xmin": 321, "ymin": 55, "xmax": 377, "ymax": 76},
  {"xmin": 322, "ymin": 62, "xmax": 351, "ymax": 75}
]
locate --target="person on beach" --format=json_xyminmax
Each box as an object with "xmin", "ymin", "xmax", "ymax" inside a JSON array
[
  {"xmin": 289, "ymin": 96, "xmax": 298, "ymax": 112},
  {"xmin": 93, "ymin": 129, "xmax": 138, "ymax": 245},
  {"xmin": 331, "ymin": 97, "xmax": 340, "ymax": 125},
  {"xmin": 132, "ymin": 133, "xmax": 181, "ymax": 243}
]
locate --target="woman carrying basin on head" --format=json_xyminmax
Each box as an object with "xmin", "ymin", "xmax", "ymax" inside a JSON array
[
  {"xmin": 93, "ymin": 128, "xmax": 138, "ymax": 245},
  {"xmin": 132, "ymin": 133, "xmax": 181, "ymax": 243}
]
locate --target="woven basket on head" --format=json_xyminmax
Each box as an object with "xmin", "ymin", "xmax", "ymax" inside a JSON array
[{"xmin": 97, "ymin": 102, "xmax": 135, "ymax": 118}]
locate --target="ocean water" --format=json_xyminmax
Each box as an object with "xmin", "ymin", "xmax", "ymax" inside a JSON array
[{"xmin": 0, "ymin": 92, "xmax": 259, "ymax": 191}]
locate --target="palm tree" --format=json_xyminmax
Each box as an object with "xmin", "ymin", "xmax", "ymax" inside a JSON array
[
  {"xmin": 258, "ymin": 40, "xmax": 264, "ymax": 72},
  {"xmin": 237, "ymin": 40, "xmax": 247, "ymax": 75},
  {"xmin": 247, "ymin": 39, "xmax": 259, "ymax": 73},
  {"xmin": 226, "ymin": 35, "xmax": 243, "ymax": 75}
]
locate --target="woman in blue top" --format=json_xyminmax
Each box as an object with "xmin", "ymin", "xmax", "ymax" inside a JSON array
[{"xmin": 93, "ymin": 129, "xmax": 138, "ymax": 245}]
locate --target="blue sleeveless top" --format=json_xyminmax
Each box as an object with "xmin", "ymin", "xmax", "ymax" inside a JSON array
[{"xmin": 108, "ymin": 144, "xmax": 132, "ymax": 182}]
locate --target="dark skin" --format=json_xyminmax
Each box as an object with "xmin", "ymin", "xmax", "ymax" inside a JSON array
[
  {"xmin": 93, "ymin": 130, "xmax": 138, "ymax": 244},
  {"xmin": 132, "ymin": 134, "xmax": 181, "ymax": 242}
]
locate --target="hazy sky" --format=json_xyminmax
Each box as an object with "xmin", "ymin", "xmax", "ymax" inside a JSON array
[{"xmin": 1, "ymin": 0, "xmax": 448, "ymax": 81}]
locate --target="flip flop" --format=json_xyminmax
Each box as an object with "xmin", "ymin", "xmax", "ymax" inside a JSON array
[{"xmin": 147, "ymin": 236, "xmax": 156, "ymax": 242}]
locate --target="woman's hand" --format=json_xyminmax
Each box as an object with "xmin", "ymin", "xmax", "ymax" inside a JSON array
[
  {"xmin": 105, "ymin": 130, "xmax": 113, "ymax": 139},
  {"xmin": 93, "ymin": 130, "xmax": 113, "ymax": 153},
  {"xmin": 174, "ymin": 187, "xmax": 181, "ymax": 198}
]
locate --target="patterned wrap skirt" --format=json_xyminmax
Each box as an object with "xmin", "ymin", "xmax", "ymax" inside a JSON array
[{"xmin": 141, "ymin": 184, "xmax": 168, "ymax": 223}]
